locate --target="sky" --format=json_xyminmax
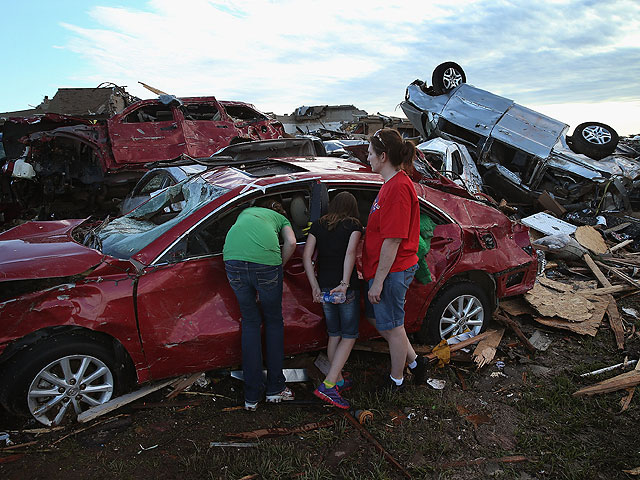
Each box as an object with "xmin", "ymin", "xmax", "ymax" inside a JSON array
[{"xmin": 2, "ymin": 0, "xmax": 640, "ymax": 135}]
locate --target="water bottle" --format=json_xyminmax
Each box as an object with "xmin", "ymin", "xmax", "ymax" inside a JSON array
[{"xmin": 322, "ymin": 291, "xmax": 346, "ymax": 304}]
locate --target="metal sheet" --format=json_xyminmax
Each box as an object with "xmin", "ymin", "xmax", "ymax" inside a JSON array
[
  {"xmin": 493, "ymin": 104, "xmax": 567, "ymax": 159},
  {"xmin": 521, "ymin": 212, "xmax": 577, "ymax": 236}
]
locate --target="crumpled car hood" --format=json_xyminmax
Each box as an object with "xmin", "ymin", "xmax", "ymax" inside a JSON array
[{"xmin": 0, "ymin": 219, "xmax": 104, "ymax": 281}]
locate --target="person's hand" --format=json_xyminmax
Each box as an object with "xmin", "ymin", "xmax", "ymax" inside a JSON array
[
  {"xmin": 312, "ymin": 286, "xmax": 322, "ymax": 303},
  {"xmin": 368, "ymin": 280, "xmax": 383, "ymax": 304},
  {"xmin": 329, "ymin": 283, "xmax": 348, "ymax": 296}
]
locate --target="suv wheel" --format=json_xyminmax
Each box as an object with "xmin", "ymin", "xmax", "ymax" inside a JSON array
[
  {"xmin": 432, "ymin": 62, "xmax": 466, "ymax": 95},
  {"xmin": 569, "ymin": 122, "xmax": 619, "ymax": 160}
]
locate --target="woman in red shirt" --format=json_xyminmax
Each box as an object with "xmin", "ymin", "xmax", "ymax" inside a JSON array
[{"xmin": 363, "ymin": 128, "xmax": 427, "ymax": 391}]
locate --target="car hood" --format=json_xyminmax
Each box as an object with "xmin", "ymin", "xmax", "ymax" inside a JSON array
[{"xmin": 0, "ymin": 219, "xmax": 104, "ymax": 281}]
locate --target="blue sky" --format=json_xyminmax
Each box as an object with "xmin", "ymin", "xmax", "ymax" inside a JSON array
[{"xmin": 2, "ymin": 0, "xmax": 640, "ymax": 134}]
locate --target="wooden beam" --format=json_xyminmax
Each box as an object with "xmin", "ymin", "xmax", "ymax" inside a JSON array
[
  {"xmin": 493, "ymin": 312, "xmax": 537, "ymax": 353},
  {"xmin": 603, "ymin": 222, "xmax": 631, "ymax": 234},
  {"xmin": 583, "ymin": 254, "xmax": 612, "ymax": 287},
  {"xmin": 595, "ymin": 261, "xmax": 640, "ymax": 289},
  {"xmin": 573, "ymin": 369, "xmax": 640, "ymax": 396},
  {"xmin": 609, "ymin": 239, "xmax": 634, "ymax": 253}
]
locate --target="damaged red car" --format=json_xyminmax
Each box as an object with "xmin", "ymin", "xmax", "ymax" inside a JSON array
[
  {"xmin": 0, "ymin": 149, "xmax": 536, "ymax": 426},
  {"xmin": 0, "ymin": 96, "xmax": 284, "ymax": 222}
]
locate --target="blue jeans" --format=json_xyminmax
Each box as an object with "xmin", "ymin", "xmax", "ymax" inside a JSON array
[
  {"xmin": 225, "ymin": 260, "xmax": 286, "ymax": 403},
  {"xmin": 321, "ymin": 288, "xmax": 360, "ymax": 339},
  {"xmin": 365, "ymin": 264, "xmax": 418, "ymax": 331}
]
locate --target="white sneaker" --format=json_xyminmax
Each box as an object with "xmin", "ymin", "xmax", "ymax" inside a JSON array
[
  {"xmin": 244, "ymin": 400, "xmax": 258, "ymax": 411},
  {"xmin": 265, "ymin": 387, "xmax": 294, "ymax": 403}
]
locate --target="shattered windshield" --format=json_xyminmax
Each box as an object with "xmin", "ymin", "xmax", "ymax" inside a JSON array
[{"xmin": 95, "ymin": 176, "xmax": 229, "ymax": 259}]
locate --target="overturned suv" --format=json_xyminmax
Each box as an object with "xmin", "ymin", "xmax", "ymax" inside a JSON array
[{"xmin": 402, "ymin": 62, "xmax": 640, "ymax": 211}]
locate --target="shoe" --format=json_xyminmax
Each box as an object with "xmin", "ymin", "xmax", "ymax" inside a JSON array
[
  {"xmin": 314, "ymin": 383, "xmax": 350, "ymax": 409},
  {"xmin": 244, "ymin": 400, "xmax": 258, "ymax": 411},
  {"xmin": 409, "ymin": 355, "xmax": 427, "ymax": 385},
  {"xmin": 379, "ymin": 376, "xmax": 406, "ymax": 394},
  {"xmin": 336, "ymin": 375, "xmax": 353, "ymax": 394},
  {"xmin": 266, "ymin": 387, "xmax": 294, "ymax": 403}
]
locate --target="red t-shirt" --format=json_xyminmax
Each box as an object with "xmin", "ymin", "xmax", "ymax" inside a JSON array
[{"xmin": 363, "ymin": 171, "xmax": 420, "ymax": 280}]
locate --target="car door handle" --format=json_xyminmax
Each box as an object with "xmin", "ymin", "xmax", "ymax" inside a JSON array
[{"xmin": 160, "ymin": 124, "xmax": 178, "ymax": 131}]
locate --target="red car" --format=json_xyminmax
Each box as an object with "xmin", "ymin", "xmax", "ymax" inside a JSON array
[
  {"xmin": 1, "ymin": 97, "xmax": 284, "ymax": 222},
  {"xmin": 0, "ymin": 152, "xmax": 536, "ymax": 426}
]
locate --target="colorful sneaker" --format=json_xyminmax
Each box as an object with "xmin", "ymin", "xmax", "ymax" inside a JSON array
[
  {"xmin": 409, "ymin": 355, "xmax": 427, "ymax": 385},
  {"xmin": 336, "ymin": 377, "xmax": 353, "ymax": 394},
  {"xmin": 314, "ymin": 383, "xmax": 350, "ymax": 409},
  {"xmin": 266, "ymin": 386, "xmax": 295, "ymax": 403},
  {"xmin": 244, "ymin": 400, "xmax": 258, "ymax": 411}
]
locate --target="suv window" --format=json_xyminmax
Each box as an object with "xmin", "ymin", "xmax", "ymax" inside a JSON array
[
  {"xmin": 124, "ymin": 105, "xmax": 175, "ymax": 123},
  {"xmin": 180, "ymin": 104, "xmax": 221, "ymax": 121}
]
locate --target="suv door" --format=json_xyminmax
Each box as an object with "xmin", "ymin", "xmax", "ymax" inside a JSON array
[{"xmin": 108, "ymin": 102, "xmax": 187, "ymax": 165}]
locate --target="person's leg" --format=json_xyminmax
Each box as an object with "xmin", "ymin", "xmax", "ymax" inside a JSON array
[
  {"xmin": 385, "ymin": 325, "xmax": 410, "ymax": 379},
  {"xmin": 253, "ymin": 263, "xmax": 286, "ymax": 396},
  {"xmin": 225, "ymin": 260, "xmax": 263, "ymax": 404},
  {"xmin": 322, "ymin": 297, "xmax": 344, "ymax": 384},
  {"xmin": 325, "ymin": 337, "xmax": 357, "ymax": 384}
]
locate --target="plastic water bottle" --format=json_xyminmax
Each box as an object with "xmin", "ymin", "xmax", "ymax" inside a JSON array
[{"xmin": 322, "ymin": 291, "xmax": 346, "ymax": 304}]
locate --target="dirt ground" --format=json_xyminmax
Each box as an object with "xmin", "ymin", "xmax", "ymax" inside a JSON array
[{"xmin": 1, "ymin": 281, "xmax": 640, "ymax": 480}]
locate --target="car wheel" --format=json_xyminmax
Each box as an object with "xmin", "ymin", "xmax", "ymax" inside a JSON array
[
  {"xmin": 569, "ymin": 122, "xmax": 619, "ymax": 160},
  {"xmin": 419, "ymin": 282, "xmax": 490, "ymax": 344},
  {"xmin": 0, "ymin": 335, "xmax": 120, "ymax": 426},
  {"xmin": 432, "ymin": 62, "xmax": 466, "ymax": 95}
]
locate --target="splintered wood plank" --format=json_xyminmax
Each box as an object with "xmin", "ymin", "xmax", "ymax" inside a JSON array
[
  {"xmin": 473, "ymin": 328, "xmax": 505, "ymax": 368},
  {"xmin": 595, "ymin": 261, "xmax": 640, "ymax": 289},
  {"xmin": 583, "ymin": 254, "xmax": 612, "ymax": 288},
  {"xmin": 609, "ymin": 239, "xmax": 634, "ymax": 253},
  {"xmin": 494, "ymin": 312, "xmax": 536, "ymax": 353},
  {"xmin": 166, "ymin": 372, "xmax": 204, "ymax": 400},
  {"xmin": 573, "ymin": 369, "xmax": 640, "ymax": 396},
  {"xmin": 606, "ymin": 294, "xmax": 625, "ymax": 350},
  {"xmin": 77, "ymin": 379, "xmax": 175, "ymax": 423}
]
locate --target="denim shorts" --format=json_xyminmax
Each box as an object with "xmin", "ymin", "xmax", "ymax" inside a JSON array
[
  {"xmin": 321, "ymin": 288, "xmax": 360, "ymax": 339},
  {"xmin": 364, "ymin": 264, "xmax": 418, "ymax": 331}
]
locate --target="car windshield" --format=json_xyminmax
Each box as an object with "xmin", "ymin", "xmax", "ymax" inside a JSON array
[{"xmin": 96, "ymin": 176, "xmax": 229, "ymax": 259}]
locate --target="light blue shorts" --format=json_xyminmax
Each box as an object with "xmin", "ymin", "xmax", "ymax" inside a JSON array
[{"xmin": 364, "ymin": 264, "xmax": 418, "ymax": 331}]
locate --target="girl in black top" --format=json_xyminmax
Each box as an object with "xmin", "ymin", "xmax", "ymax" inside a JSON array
[{"xmin": 303, "ymin": 192, "xmax": 362, "ymax": 408}]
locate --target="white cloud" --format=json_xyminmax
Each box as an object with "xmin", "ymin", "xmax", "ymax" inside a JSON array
[{"xmin": 55, "ymin": 0, "xmax": 639, "ymax": 132}]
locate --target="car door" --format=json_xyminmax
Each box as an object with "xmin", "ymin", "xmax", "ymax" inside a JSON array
[
  {"xmin": 108, "ymin": 102, "xmax": 187, "ymax": 165},
  {"xmin": 133, "ymin": 182, "xmax": 327, "ymax": 380}
]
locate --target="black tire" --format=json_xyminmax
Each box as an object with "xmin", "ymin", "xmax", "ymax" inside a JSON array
[
  {"xmin": 569, "ymin": 122, "xmax": 619, "ymax": 160},
  {"xmin": 0, "ymin": 334, "xmax": 122, "ymax": 426},
  {"xmin": 418, "ymin": 282, "xmax": 490, "ymax": 344},
  {"xmin": 432, "ymin": 62, "xmax": 466, "ymax": 95}
]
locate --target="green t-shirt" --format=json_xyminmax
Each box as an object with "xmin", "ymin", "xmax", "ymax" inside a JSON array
[{"xmin": 223, "ymin": 207, "xmax": 292, "ymax": 265}]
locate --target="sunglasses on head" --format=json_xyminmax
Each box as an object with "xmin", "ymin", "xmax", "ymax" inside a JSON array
[{"xmin": 373, "ymin": 129, "xmax": 386, "ymax": 148}]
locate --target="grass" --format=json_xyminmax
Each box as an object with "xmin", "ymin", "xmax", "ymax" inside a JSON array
[{"xmin": 2, "ymin": 329, "xmax": 640, "ymax": 480}]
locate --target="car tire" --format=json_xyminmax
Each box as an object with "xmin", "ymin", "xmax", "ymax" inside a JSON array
[
  {"xmin": 0, "ymin": 334, "xmax": 121, "ymax": 426},
  {"xmin": 569, "ymin": 122, "xmax": 619, "ymax": 160},
  {"xmin": 418, "ymin": 282, "xmax": 490, "ymax": 344},
  {"xmin": 432, "ymin": 62, "xmax": 466, "ymax": 95}
]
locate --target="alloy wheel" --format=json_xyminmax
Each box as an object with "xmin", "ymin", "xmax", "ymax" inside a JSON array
[
  {"xmin": 27, "ymin": 354, "xmax": 114, "ymax": 426},
  {"xmin": 439, "ymin": 294, "xmax": 485, "ymax": 338}
]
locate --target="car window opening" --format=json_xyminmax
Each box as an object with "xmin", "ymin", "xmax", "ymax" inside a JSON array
[{"xmin": 124, "ymin": 105, "xmax": 175, "ymax": 123}]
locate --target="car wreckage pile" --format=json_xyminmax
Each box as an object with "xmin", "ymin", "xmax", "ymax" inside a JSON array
[{"xmin": 1, "ymin": 63, "xmax": 639, "ymax": 428}]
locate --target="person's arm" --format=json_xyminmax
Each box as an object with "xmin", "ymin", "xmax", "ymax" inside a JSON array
[
  {"xmin": 302, "ymin": 233, "xmax": 322, "ymax": 302},
  {"xmin": 280, "ymin": 225, "xmax": 297, "ymax": 265},
  {"xmin": 367, "ymin": 237, "xmax": 401, "ymax": 304},
  {"xmin": 330, "ymin": 230, "xmax": 362, "ymax": 295}
]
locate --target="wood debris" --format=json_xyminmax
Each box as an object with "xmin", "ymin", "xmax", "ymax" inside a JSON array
[
  {"xmin": 524, "ymin": 282, "xmax": 594, "ymax": 322},
  {"xmin": 165, "ymin": 372, "xmax": 204, "ymax": 400},
  {"xmin": 605, "ymin": 294, "xmax": 626, "ymax": 350},
  {"xmin": 493, "ymin": 311, "xmax": 536, "ymax": 353},
  {"xmin": 226, "ymin": 420, "xmax": 334, "ymax": 439},
  {"xmin": 533, "ymin": 296, "xmax": 608, "ymax": 337},
  {"xmin": 472, "ymin": 328, "xmax": 504, "ymax": 368},
  {"xmin": 582, "ymin": 254, "xmax": 612, "ymax": 287},
  {"xmin": 574, "ymin": 225, "xmax": 607, "ymax": 254},
  {"xmin": 573, "ymin": 368, "xmax": 640, "ymax": 396}
]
